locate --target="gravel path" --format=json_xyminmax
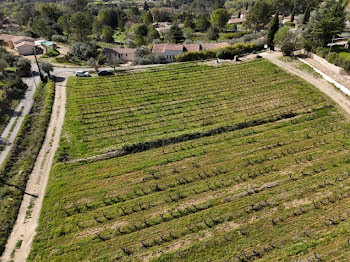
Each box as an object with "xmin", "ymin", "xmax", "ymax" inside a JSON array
[{"xmin": 0, "ymin": 74, "xmax": 68, "ymax": 262}]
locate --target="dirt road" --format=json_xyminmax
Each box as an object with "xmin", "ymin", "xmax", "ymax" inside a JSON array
[
  {"xmin": 0, "ymin": 74, "xmax": 67, "ymax": 262},
  {"xmin": 261, "ymin": 51, "xmax": 350, "ymax": 117},
  {"xmin": 0, "ymin": 74, "xmax": 40, "ymax": 166}
]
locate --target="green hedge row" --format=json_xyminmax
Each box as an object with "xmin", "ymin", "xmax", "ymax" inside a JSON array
[
  {"xmin": 175, "ymin": 42, "xmax": 264, "ymax": 62},
  {"xmin": 0, "ymin": 80, "xmax": 55, "ymax": 256}
]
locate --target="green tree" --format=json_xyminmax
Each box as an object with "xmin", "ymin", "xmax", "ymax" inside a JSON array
[
  {"xmin": 142, "ymin": 11, "xmax": 153, "ymax": 25},
  {"xmin": 195, "ymin": 15, "xmax": 211, "ymax": 32},
  {"xmin": 93, "ymin": 18, "xmax": 104, "ymax": 39},
  {"xmin": 184, "ymin": 18, "xmax": 195, "ymax": 29},
  {"xmin": 70, "ymin": 11, "xmax": 91, "ymax": 42},
  {"xmin": 244, "ymin": 0, "xmax": 273, "ymax": 31},
  {"xmin": 143, "ymin": 1, "xmax": 150, "ymax": 11},
  {"xmin": 267, "ymin": 12, "xmax": 279, "ymax": 50},
  {"xmin": 16, "ymin": 58, "xmax": 31, "ymax": 77},
  {"xmin": 274, "ymin": 26, "xmax": 298, "ymax": 56},
  {"xmin": 167, "ymin": 25, "xmax": 185, "ymax": 43},
  {"xmin": 102, "ymin": 25, "xmax": 114, "ymax": 43},
  {"xmin": 136, "ymin": 24, "xmax": 148, "ymax": 37},
  {"xmin": 107, "ymin": 55, "xmax": 122, "ymax": 70},
  {"xmin": 302, "ymin": 5, "xmax": 311, "ymax": 24},
  {"xmin": 0, "ymin": 59, "xmax": 8, "ymax": 72},
  {"xmin": 304, "ymin": 0, "xmax": 347, "ymax": 47},
  {"xmin": 39, "ymin": 3, "xmax": 62, "ymax": 22},
  {"xmin": 147, "ymin": 25, "xmax": 160, "ymax": 40},
  {"xmin": 207, "ymin": 26, "xmax": 219, "ymax": 40},
  {"xmin": 69, "ymin": 0, "xmax": 88, "ymax": 13},
  {"xmin": 40, "ymin": 62, "xmax": 54, "ymax": 78},
  {"xmin": 210, "ymin": 8, "xmax": 230, "ymax": 29},
  {"xmin": 32, "ymin": 18, "xmax": 54, "ymax": 39},
  {"xmin": 87, "ymin": 58, "xmax": 99, "ymax": 73},
  {"xmin": 134, "ymin": 34, "xmax": 146, "ymax": 46},
  {"xmin": 58, "ymin": 14, "xmax": 71, "ymax": 35}
]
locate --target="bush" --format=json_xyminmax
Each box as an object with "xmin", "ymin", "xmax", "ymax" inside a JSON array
[
  {"xmin": 46, "ymin": 48, "xmax": 60, "ymax": 57},
  {"xmin": 316, "ymin": 47, "xmax": 329, "ymax": 58},
  {"xmin": 325, "ymin": 52, "xmax": 339, "ymax": 64},
  {"xmin": 219, "ymin": 31, "xmax": 249, "ymax": 40},
  {"xmin": 281, "ymin": 43, "xmax": 295, "ymax": 56},
  {"xmin": 216, "ymin": 42, "xmax": 261, "ymax": 59},
  {"xmin": 68, "ymin": 42, "xmax": 98, "ymax": 61},
  {"xmin": 16, "ymin": 58, "xmax": 31, "ymax": 77},
  {"xmin": 176, "ymin": 42, "xmax": 263, "ymax": 62},
  {"xmin": 176, "ymin": 50, "xmax": 216, "ymax": 62},
  {"xmin": 51, "ymin": 35, "xmax": 68, "ymax": 43}
]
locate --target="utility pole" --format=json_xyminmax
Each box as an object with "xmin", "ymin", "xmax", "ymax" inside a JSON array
[
  {"xmin": 328, "ymin": 35, "xmax": 335, "ymax": 56},
  {"xmin": 33, "ymin": 46, "xmax": 44, "ymax": 81}
]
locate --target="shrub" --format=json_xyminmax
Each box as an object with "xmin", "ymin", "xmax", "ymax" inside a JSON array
[
  {"xmin": 16, "ymin": 58, "xmax": 31, "ymax": 77},
  {"xmin": 51, "ymin": 35, "xmax": 68, "ymax": 43},
  {"xmin": 281, "ymin": 42, "xmax": 295, "ymax": 56},
  {"xmin": 68, "ymin": 42, "xmax": 98, "ymax": 61},
  {"xmin": 176, "ymin": 50, "xmax": 216, "ymax": 62},
  {"xmin": 175, "ymin": 42, "xmax": 263, "ymax": 62},
  {"xmin": 325, "ymin": 52, "xmax": 339, "ymax": 64},
  {"xmin": 46, "ymin": 48, "xmax": 60, "ymax": 57},
  {"xmin": 316, "ymin": 47, "xmax": 329, "ymax": 58}
]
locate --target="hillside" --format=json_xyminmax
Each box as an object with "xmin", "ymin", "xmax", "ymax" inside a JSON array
[{"xmin": 28, "ymin": 60, "xmax": 350, "ymax": 261}]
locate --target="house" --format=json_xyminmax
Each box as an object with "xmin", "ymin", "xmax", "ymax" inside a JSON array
[
  {"xmin": 152, "ymin": 44, "xmax": 187, "ymax": 62},
  {"xmin": 201, "ymin": 42, "xmax": 230, "ymax": 51},
  {"xmin": 103, "ymin": 48, "xmax": 136, "ymax": 63},
  {"xmin": 228, "ymin": 17, "xmax": 246, "ymax": 25},
  {"xmin": 183, "ymin": 44, "xmax": 202, "ymax": 52},
  {"xmin": 152, "ymin": 42, "xmax": 230, "ymax": 62},
  {"xmin": 15, "ymin": 41, "xmax": 35, "ymax": 56},
  {"xmin": 0, "ymin": 34, "xmax": 16, "ymax": 48},
  {"xmin": 0, "ymin": 34, "xmax": 35, "ymax": 55}
]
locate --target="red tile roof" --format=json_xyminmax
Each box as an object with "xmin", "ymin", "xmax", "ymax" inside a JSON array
[
  {"xmin": 103, "ymin": 48, "xmax": 135, "ymax": 55},
  {"xmin": 152, "ymin": 44, "xmax": 185, "ymax": 53},
  {"xmin": 12, "ymin": 36, "xmax": 34, "ymax": 44},
  {"xmin": 0, "ymin": 34, "xmax": 16, "ymax": 42},
  {"xmin": 183, "ymin": 44, "xmax": 201, "ymax": 52},
  {"xmin": 15, "ymin": 40, "xmax": 34, "ymax": 47},
  {"xmin": 201, "ymin": 42, "xmax": 230, "ymax": 50}
]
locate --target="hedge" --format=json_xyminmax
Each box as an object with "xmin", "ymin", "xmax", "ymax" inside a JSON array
[{"xmin": 175, "ymin": 42, "xmax": 264, "ymax": 62}]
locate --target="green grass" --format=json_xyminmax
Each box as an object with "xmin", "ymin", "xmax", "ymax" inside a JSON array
[{"xmin": 28, "ymin": 60, "xmax": 350, "ymax": 261}]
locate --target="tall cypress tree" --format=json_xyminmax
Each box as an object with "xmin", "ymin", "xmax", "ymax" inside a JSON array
[
  {"xmin": 267, "ymin": 12, "xmax": 279, "ymax": 51},
  {"xmin": 303, "ymin": 5, "xmax": 311, "ymax": 24},
  {"xmin": 291, "ymin": 6, "xmax": 296, "ymax": 23}
]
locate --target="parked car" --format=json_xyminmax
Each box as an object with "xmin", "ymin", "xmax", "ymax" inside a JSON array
[
  {"xmin": 98, "ymin": 70, "xmax": 114, "ymax": 77},
  {"xmin": 76, "ymin": 71, "xmax": 91, "ymax": 77}
]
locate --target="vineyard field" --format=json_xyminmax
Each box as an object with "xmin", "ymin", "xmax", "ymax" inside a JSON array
[
  {"xmin": 29, "ymin": 60, "xmax": 350, "ymax": 261},
  {"xmin": 61, "ymin": 60, "xmax": 327, "ymax": 159}
]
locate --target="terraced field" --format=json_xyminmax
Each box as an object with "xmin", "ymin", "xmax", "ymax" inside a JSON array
[{"xmin": 29, "ymin": 60, "xmax": 350, "ymax": 261}]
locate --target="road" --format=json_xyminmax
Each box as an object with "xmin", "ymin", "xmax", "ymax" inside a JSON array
[{"xmin": 0, "ymin": 72, "xmax": 40, "ymax": 166}]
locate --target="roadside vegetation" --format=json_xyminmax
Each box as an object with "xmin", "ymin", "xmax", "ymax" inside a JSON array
[
  {"xmin": 0, "ymin": 80, "xmax": 55, "ymax": 255},
  {"xmin": 28, "ymin": 59, "xmax": 350, "ymax": 261},
  {"xmin": 0, "ymin": 47, "xmax": 30, "ymax": 134}
]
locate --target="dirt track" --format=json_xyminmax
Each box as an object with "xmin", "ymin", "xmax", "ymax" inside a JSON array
[
  {"xmin": 0, "ymin": 74, "xmax": 67, "ymax": 262},
  {"xmin": 261, "ymin": 51, "xmax": 350, "ymax": 117}
]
